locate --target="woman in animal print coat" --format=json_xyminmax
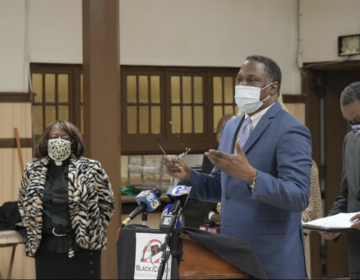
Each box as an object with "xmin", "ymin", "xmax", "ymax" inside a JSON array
[{"xmin": 18, "ymin": 120, "xmax": 115, "ymax": 279}]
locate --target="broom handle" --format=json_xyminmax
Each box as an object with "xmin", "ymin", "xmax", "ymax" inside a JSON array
[{"xmin": 14, "ymin": 128, "xmax": 25, "ymax": 173}]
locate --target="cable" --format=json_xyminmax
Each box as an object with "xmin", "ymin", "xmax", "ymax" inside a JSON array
[{"xmin": 296, "ymin": 0, "xmax": 304, "ymax": 74}]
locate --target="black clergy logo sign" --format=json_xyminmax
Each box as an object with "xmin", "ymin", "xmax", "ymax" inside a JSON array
[{"xmin": 140, "ymin": 239, "xmax": 163, "ymax": 264}]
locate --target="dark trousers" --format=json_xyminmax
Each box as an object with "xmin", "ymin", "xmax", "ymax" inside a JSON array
[{"xmin": 35, "ymin": 249, "xmax": 101, "ymax": 279}]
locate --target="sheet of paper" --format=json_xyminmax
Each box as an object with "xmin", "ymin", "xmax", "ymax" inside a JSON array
[{"xmin": 303, "ymin": 212, "xmax": 360, "ymax": 228}]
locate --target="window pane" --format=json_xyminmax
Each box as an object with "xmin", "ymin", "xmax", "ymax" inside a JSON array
[
  {"xmin": 194, "ymin": 106, "xmax": 203, "ymax": 133},
  {"xmin": 58, "ymin": 74, "xmax": 69, "ymax": 102},
  {"xmin": 183, "ymin": 106, "xmax": 192, "ymax": 133},
  {"xmin": 139, "ymin": 75, "xmax": 149, "ymax": 103},
  {"xmin": 151, "ymin": 106, "xmax": 161, "ymax": 133},
  {"xmin": 194, "ymin": 76, "xmax": 203, "ymax": 104},
  {"xmin": 80, "ymin": 74, "xmax": 83, "ymax": 103},
  {"xmin": 139, "ymin": 106, "xmax": 149, "ymax": 134},
  {"xmin": 224, "ymin": 105, "xmax": 234, "ymax": 115},
  {"xmin": 224, "ymin": 77, "xmax": 234, "ymax": 103},
  {"xmin": 171, "ymin": 76, "xmax": 180, "ymax": 104},
  {"xmin": 127, "ymin": 75, "xmax": 137, "ymax": 103},
  {"xmin": 171, "ymin": 106, "xmax": 181, "ymax": 133},
  {"xmin": 182, "ymin": 76, "xmax": 192, "ymax": 104},
  {"xmin": 213, "ymin": 77, "xmax": 222, "ymax": 103},
  {"xmin": 45, "ymin": 106, "xmax": 56, "ymax": 126},
  {"xmin": 150, "ymin": 76, "xmax": 160, "ymax": 104},
  {"xmin": 213, "ymin": 106, "xmax": 223, "ymax": 133},
  {"xmin": 58, "ymin": 105, "xmax": 69, "ymax": 121},
  {"xmin": 127, "ymin": 106, "xmax": 137, "ymax": 134},
  {"xmin": 45, "ymin": 74, "xmax": 56, "ymax": 102},
  {"xmin": 33, "ymin": 105, "xmax": 43, "ymax": 135},
  {"xmin": 32, "ymin": 74, "xmax": 43, "ymax": 103}
]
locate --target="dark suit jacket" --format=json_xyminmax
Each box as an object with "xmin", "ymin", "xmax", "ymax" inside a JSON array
[
  {"xmin": 200, "ymin": 151, "xmax": 219, "ymax": 224},
  {"xmin": 329, "ymin": 131, "xmax": 360, "ymax": 273}
]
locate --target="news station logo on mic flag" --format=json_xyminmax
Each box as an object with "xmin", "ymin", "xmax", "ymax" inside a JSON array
[
  {"xmin": 135, "ymin": 233, "xmax": 172, "ymax": 279},
  {"xmin": 169, "ymin": 185, "xmax": 189, "ymax": 196},
  {"xmin": 135, "ymin": 190, "xmax": 161, "ymax": 211},
  {"xmin": 166, "ymin": 185, "xmax": 192, "ymax": 212}
]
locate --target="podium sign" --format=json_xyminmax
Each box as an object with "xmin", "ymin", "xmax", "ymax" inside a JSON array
[{"xmin": 134, "ymin": 233, "xmax": 172, "ymax": 279}]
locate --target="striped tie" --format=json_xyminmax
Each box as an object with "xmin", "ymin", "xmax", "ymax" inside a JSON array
[{"xmin": 239, "ymin": 117, "xmax": 252, "ymax": 149}]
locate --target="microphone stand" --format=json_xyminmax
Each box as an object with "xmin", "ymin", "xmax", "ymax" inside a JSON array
[
  {"xmin": 142, "ymin": 209, "xmax": 148, "ymax": 226},
  {"xmin": 157, "ymin": 234, "xmax": 171, "ymax": 280},
  {"xmin": 157, "ymin": 206, "xmax": 183, "ymax": 280}
]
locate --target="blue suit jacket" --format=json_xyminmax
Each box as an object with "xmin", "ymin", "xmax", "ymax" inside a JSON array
[{"xmin": 189, "ymin": 101, "xmax": 312, "ymax": 279}]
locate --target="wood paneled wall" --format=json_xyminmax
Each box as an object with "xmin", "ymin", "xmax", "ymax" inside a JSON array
[
  {"xmin": 0, "ymin": 148, "xmax": 35, "ymax": 279},
  {"xmin": 285, "ymin": 103, "xmax": 306, "ymax": 125},
  {"xmin": 0, "ymin": 102, "xmax": 35, "ymax": 279},
  {"xmin": 0, "ymin": 103, "xmax": 32, "ymax": 138}
]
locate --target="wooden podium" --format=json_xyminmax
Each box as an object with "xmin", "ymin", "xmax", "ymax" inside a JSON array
[
  {"xmin": 179, "ymin": 233, "xmax": 248, "ymax": 279},
  {"xmin": 117, "ymin": 226, "xmax": 267, "ymax": 279}
]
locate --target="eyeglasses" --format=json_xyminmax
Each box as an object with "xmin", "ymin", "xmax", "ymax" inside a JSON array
[{"xmin": 155, "ymin": 121, "xmax": 191, "ymax": 161}]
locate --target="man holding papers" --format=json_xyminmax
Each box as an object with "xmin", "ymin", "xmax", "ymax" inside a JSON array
[{"xmin": 320, "ymin": 82, "xmax": 360, "ymax": 279}]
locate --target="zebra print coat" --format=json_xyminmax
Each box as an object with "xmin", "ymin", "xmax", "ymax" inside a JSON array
[{"xmin": 18, "ymin": 154, "xmax": 115, "ymax": 257}]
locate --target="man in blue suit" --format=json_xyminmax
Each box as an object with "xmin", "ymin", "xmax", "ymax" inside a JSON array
[{"xmin": 164, "ymin": 55, "xmax": 312, "ymax": 279}]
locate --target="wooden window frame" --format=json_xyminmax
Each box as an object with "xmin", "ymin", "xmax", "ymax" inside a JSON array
[
  {"xmin": 121, "ymin": 66, "xmax": 241, "ymax": 155},
  {"xmin": 29, "ymin": 64, "xmax": 309, "ymax": 156},
  {"xmin": 30, "ymin": 64, "xmax": 82, "ymax": 138}
]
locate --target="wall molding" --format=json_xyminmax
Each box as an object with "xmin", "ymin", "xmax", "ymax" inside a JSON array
[
  {"xmin": 0, "ymin": 92, "xmax": 32, "ymax": 103},
  {"xmin": 0, "ymin": 138, "xmax": 33, "ymax": 148},
  {"xmin": 282, "ymin": 94, "xmax": 306, "ymax": 103}
]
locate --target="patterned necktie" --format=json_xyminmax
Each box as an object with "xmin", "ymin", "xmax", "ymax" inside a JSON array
[{"xmin": 239, "ymin": 117, "xmax": 252, "ymax": 148}]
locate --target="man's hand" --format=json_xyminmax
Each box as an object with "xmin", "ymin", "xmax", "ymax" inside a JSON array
[
  {"xmin": 350, "ymin": 213, "xmax": 360, "ymax": 230},
  {"xmin": 204, "ymin": 140, "xmax": 257, "ymax": 184},
  {"xmin": 320, "ymin": 232, "xmax": 341, "ymax": 240},
  {"xmin": 210, "ymin": 213, "xmax": 221, "ymax": 225},
  {"xmin": 163, "ymin": 156, "xmax": 191, "ymax": 179}
]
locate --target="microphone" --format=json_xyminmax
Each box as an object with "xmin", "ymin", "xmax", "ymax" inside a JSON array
[
  {"xmin": 167, "ymin": 179, "xmax": 193, "ymax": 212},
  {"xmin": 121, "ymin": 188, "xmax": 162, "ymax": 228},
  {"xmin": 161, "ymin": 204, "xmax": 182, "ymax": 228},
  {"xmin": 160, "ymin": 179, "xmax": 192, "ymax": 233},
  {"xmin": 157, "ymin": 181, "xmax": 192, "ymax": 280}
]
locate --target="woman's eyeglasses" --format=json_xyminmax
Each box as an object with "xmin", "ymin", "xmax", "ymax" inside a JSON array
[{"xmin": 156, "ymin": 121, "xmax": 191, "ymax": 161}]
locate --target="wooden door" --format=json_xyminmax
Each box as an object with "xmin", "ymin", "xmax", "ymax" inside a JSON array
[
  {"xmin": 304, "ymin": 62, "xmax": 360, "ymax": 278},
  {"xmin": 324, "ymin": 69, "xmax": 360, "ymax": 278}
]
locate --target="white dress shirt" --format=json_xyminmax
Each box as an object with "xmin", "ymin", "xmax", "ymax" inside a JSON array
[
  {"xmin": 234, "ymin": 102, "xmax": 276, "ymax": 154},
  {"xmin": 234, "ymin": 102, "xmax": 276, "ymax": 190}
]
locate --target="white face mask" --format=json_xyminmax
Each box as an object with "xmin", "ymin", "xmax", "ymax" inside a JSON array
[
  {"xmin": 234, "ymin": 82, "xmax": 273, "ymax": 113},
  {"xmin": 48, "ymin": 138, "xmax": 72, "ymax": 165}
]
